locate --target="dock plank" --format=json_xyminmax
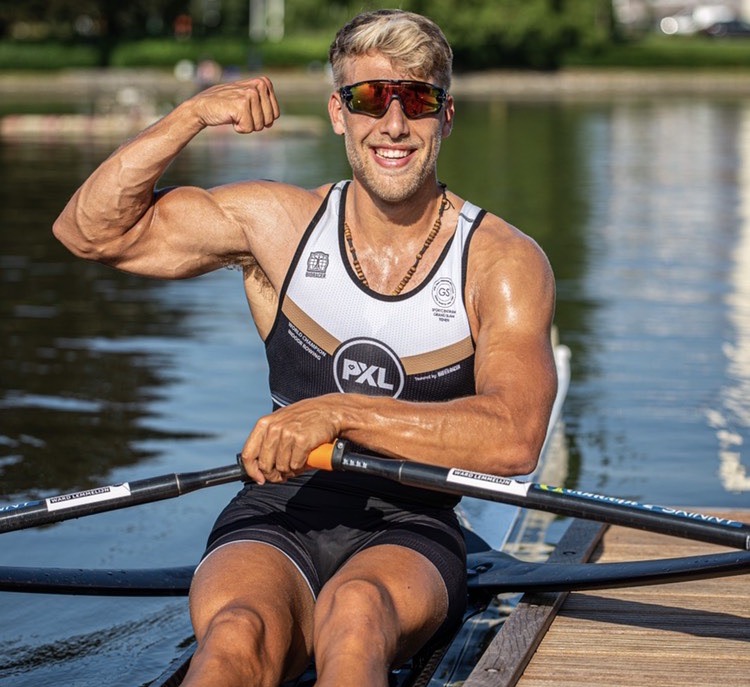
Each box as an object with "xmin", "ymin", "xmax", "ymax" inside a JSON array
[
  {"xmin": 514, "ymin": 509, "xmax": 750, "ymax": 687},
  {"xmin": 462, "ymin": 518, "xmax": 606, "ymax": 687}
]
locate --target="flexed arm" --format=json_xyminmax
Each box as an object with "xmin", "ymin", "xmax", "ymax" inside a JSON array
[{"xmin": 52, "ymin": 78, "xmax": 281, "ymax": 279}]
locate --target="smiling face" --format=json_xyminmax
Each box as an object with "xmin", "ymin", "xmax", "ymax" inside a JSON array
[{"xmin": 329, "ymin": 52, "xmax": 454, "ymax": 204}]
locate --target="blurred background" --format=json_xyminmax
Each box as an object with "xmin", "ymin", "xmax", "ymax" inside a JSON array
[{"xmin": 0, "ymin": 0, "xmax": 749, "ymax": 73}]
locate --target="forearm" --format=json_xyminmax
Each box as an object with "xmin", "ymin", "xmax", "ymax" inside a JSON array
[
  {"xmin": 243, "ymin": 384, "xmax": 556, "ymax": 486},
  {"xmin": 335, "ymin": 393, "xmax": 552, "ymax": 476}
]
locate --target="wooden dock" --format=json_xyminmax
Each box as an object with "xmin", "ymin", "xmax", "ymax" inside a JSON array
[{"xmin": 465, "ymin": 510, "xmax": 750, "ymax": 687}]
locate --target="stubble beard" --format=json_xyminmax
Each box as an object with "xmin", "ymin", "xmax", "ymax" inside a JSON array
[{"xmin": 344, "ymin": 133, "xmax": 443, "ymax": 205}]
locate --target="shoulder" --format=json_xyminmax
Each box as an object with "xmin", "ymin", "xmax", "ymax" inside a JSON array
[
  {"xmin": 468, "ymin": 210, "xmax": 552, "ymax": 279},
  {"xmin": 211, "ymin": 180, "xmax": 337, "ymax": 255},
  {"xmin": 464, "ymin": 210, "xmax": 555, "ymax": 321}
]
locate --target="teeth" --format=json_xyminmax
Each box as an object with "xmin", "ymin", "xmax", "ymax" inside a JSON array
[{"xmin": 376, "ymin": 148, "xmax": 409, "ymax": 159}]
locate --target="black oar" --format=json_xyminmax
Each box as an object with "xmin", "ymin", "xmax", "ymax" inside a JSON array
[
  {"xmin": 2, "ymin": 441, "xmax": 749, "ymax": 550},
  {"xmin": 1, "ymin": 549, "xmax": 748, "ymax": 596},
  {"xmin": 0, "ymin": 444, "xmax": 330, "ymax": 534},
  {"xmin": 0, "ymin": 463, "xmax": 243, "ymax": 533},
  {"xmin": 306, "ymin": 440, "xmax": 750, "ymax": 551}
]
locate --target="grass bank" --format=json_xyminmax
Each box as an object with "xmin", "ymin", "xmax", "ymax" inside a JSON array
[
  {"xmin": 0, "ymin": 35, "xmax": 331, "ymax": 71},
  {"xmin": 566, "ymin": 35, "xmax": 750, "ymax": 69}
]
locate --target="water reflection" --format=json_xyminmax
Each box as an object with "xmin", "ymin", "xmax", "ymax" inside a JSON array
[
  {"xmin": 0, "ymin": 142, "xmax": 206, "ymax": 497},
  {"xmin": 2, "ymin": 93, "xmax": 750, "ymax": 686},
  {"xmin": 711, "ymin": 103, "xmax": 750, "ymax": 492},
  {"xmin": 564, "ymin": 97, "xmax": 749, "ymax": 501}
]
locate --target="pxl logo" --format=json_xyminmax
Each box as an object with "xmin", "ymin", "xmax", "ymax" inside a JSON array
[
  {"xmin": 341, "ymin": 359, "xmax": 394, "ymax": 390},
  {"xmin": 333, "ymin": 339, "xmax": 405, "ymax": 397}
]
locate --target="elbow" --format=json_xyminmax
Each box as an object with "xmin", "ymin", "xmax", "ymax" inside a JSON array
[
  {"xmin": 53, "ymin": 217, "xmax": 93, "ymax": 260},
  {"xmin": 502, "ymin": 443, "xmax": 540, "ymax": 477},
  {"xmin": 52, "ymin": 188, "xmax": 113, "ymax": 261},
  {"xmin": 509, "ymin": 419, "xmax": 551, "ymax": 476},
  {"xmin": 52, "ymin": 216, "xmax": 79, "ymax": 254},
  {"xmin": 481, "ymin": 422, "xmax": 547, "ymax": 477},
  {"xmin": 52, "ymin": 212, "xmax": 116, "ymax": 263},
  {"xmin": 512, "ymin": 451, "xmax": 540, "ymax": 477}
]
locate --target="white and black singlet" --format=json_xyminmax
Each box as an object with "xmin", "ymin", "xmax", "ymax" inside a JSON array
[
  {"xmin": 203, "ymin": 182, "xmax": 487, "ymax": 625},
  {"xmin": 266, "ymin": 180, "xmax": 484, "ymax": 412}
]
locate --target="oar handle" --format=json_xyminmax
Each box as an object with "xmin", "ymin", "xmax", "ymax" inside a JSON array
[
  {"xmin": 305, "ymin": 440, "xmax": 347, "ymax": 471},
  {"xmin": 233, "ymin": 440, "xmax": 346, "ymax": 473}
]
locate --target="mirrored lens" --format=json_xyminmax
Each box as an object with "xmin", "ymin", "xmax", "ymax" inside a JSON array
[
  {"xmin": 398, "ymin": 84, "xmax": 442, "ymax": 118},
  {"xmin": 350, "ymin": 82, "xmax": 389, "ymax": 116}
]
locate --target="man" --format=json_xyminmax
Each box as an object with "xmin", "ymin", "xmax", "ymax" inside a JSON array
[{"xmin": 54, "ymin": 9, "xmax": 557, "ymax": 687}]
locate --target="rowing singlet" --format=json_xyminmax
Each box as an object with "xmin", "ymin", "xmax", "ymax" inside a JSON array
[{"xmin": 264, "ymin": 181, "xmax": 486, "ymax": 506}]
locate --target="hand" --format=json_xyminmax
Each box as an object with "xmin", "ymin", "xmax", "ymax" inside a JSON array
[
  {"xmin": 188, "ymin": 77, "xmax": 280, "ymax": 133},
  {"xmin": 239, "ymin": 398, "xmax": 341, "ymax": 484}
]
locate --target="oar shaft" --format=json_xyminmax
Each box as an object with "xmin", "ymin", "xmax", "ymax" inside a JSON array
[
  {"xmin": 521, "ymin": 484, "xmax": 749, "ymax": 549},
  {"xmin": 0, "ymin": 464, "xmax": 243, "ymax": 533},
  {"xmin": 319, "ymin": 441, "xmax": 750, "ymax": 551}
]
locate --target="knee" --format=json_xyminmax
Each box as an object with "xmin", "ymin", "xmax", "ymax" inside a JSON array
[
  {"xmin": 196, "ymin": 606, "xmax": 277, "ymax": 683},
  {"xmin": 316, "ymin": 577, "xmax": 395, "ymax": 635},
  {"xmin": 205, "ymin": 604, "xmax": 265, "ymax": 639},
  {"xmin": 203, "ymin": 605, "xmax": 268, "ymax": 655}
]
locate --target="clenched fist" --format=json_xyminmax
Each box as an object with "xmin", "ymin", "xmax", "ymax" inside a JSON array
[{"xmin": 186, "ymin": 76, "xmax": 281, "ymax": 134}]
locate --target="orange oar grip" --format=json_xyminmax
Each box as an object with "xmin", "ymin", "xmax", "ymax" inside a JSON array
[{"xmin": 306, "ymin": 443, "xmax": 335, "ymax": 471}]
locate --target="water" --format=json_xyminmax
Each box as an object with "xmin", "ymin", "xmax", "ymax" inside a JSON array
[{"xmin": 1, "ymin": 91, "xmax": 749, "ymax": 685}]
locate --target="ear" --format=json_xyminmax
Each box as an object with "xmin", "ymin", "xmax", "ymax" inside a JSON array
[
  {"xmin": 329, "ymin": 92, "xmax": 346, "ymax": 136},
  {"xmin": 441, "ymin": 95, "xmax": 455, "ymax": 138}
]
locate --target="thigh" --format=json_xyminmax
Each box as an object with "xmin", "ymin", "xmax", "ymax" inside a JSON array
[
  {"xmin": 189, "ymin": 541, "xmax": 316, "ymax": 674},
  {"xmin": 316, "ymin": 543, "xmax": 451, "ymax": 666},
  {"xmin": 359, "ymin": 508, "xmax": 468, "ymax": 642}
]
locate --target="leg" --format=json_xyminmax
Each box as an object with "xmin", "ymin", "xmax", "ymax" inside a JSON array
[
  {"xmin": 312, "ymin": 544, "xmax": 450, "ymax": 687},
  {"xmin": 184, "ymin": 542, "xmax": 316, "ymax": 687}
]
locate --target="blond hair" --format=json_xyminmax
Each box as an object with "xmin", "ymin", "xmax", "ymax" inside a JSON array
[{"xmin": 328, "ymin": 9, "xmax": 452, "ymax": 89}]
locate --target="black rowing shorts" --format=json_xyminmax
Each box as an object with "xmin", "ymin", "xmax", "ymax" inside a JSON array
[{"xmin": 201, "ymin": 469, "xmax": 467, "ymax": 636}]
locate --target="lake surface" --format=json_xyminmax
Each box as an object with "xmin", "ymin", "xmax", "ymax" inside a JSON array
[{"xmin": 1, "ymin": 88, "xmax": 749, "ymax": 685}]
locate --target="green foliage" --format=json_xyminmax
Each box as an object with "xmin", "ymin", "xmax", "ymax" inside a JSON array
[
  {"xmin": 2, "ymin": 1, "xmax": 750, "ymax": 73},
  {"xmin": 0, "ymin": 0, "xmax": 616, "ymax": 71},
  {"xmin": 405, "ymin": 0, "xmax": 614, "ymax": 70},
  {"xmin": 108, "ymin": 35, "xmax": 330, "ymax": 68},
  {"xmin": 109, "ymin": 37, "xmax": 247, "ymax": 68},
  {"xmin": 0, "ymin": 40, "xmax": 98, "ymax": 69}
]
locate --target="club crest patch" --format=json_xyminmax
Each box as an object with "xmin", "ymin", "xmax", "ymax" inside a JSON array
[{"xmin": 306, "ymin": 251, "xmax": 329, "ymax": 278}]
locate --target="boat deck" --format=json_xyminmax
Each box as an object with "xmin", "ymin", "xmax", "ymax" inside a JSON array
[{"xmin": 465, "ymin": 509, "xmax": 750, "ymax": 687}]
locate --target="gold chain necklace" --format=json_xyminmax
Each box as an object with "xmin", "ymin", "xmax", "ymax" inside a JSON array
[{"xmin": 344, "ymin": 183, "xmax": 451, "ymax": 296}]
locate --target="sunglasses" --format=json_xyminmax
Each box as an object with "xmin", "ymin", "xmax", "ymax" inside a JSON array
[{"xmin": 339, "ymin": 80, "xmax": 447, "ymax": 119}]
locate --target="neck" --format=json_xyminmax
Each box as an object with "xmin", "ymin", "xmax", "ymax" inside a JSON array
[
  {"xmin": 347, "ymin": 178, "xmax": 445, "ymax": 240},
  {"xmin": 343, "ymin": 180, "xmax": 452, "ymax": 295}
]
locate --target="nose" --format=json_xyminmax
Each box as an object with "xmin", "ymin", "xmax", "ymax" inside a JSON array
[{"xmin": 379, "ymin": 97, "xmax": 410, "ymax": 138}]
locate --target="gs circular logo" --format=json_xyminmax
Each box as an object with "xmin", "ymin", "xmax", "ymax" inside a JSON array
[
  {"xmin": 333, "ymin": 338, "xmax": 405, "ymax": 398},
  {"xmin": 432, "ymin": 278, "xmax": 456, "ymax": 308}
]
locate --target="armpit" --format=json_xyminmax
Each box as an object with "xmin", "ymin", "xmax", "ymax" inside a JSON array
[{"xmin": 224, "ymin": 253, "xmax": 275, "ymax": 300}]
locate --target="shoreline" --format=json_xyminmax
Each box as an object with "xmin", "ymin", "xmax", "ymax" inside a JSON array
[{"xmin": 3, "ymin": 67, "xmax": 750, "ymax": 103}]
